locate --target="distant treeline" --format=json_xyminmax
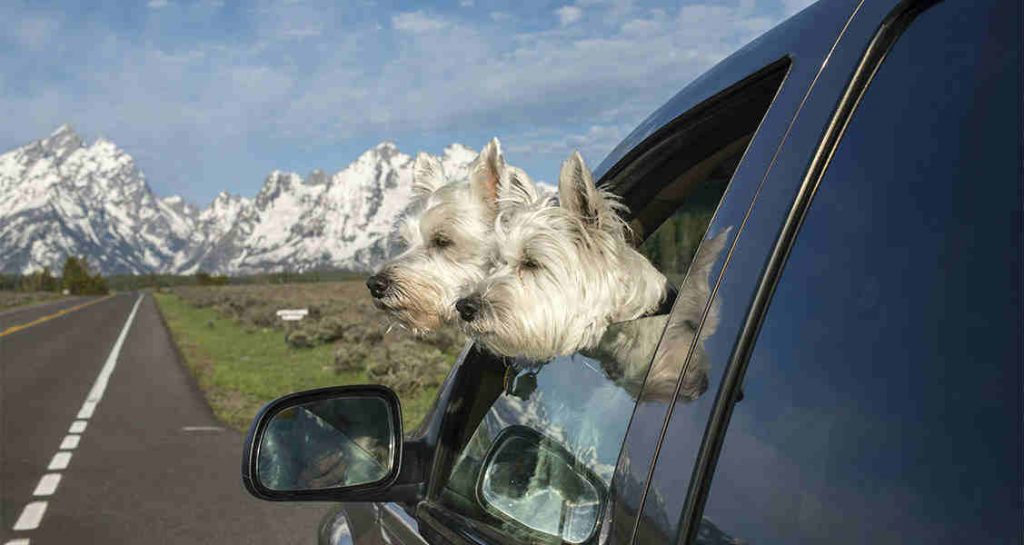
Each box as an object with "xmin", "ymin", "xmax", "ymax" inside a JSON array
[
  {"xmin": 104, "ymin": 268, "xmax": 367, "ymax": 290},
  {"xmin": 0, "ymin": 256, "xmax": 109, "ymax": 295},
  {"xmin": 2, "ymin": 266, "xmax": 367, "ymax": 292}
]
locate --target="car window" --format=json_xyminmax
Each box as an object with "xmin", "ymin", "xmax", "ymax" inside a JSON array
[
  {"xmin": 422, "ymin": 56, "xmax": 790, "ymax": 544},
  {"xmin": 700, "ymin": 1, "xmax": 1021, "ymax": 544},
  {"xmin": 431, "ymin": 141, "xmax": 748, "ymax": 545}
]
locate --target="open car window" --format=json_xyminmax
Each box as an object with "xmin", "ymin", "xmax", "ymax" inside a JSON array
[
  {"xmin": 429, "ymin": 138, "xmax": 748, "ymax": 545},
  {"xmin": 421, "ymin": 56, "xmax": 789, "ymax": 545}
]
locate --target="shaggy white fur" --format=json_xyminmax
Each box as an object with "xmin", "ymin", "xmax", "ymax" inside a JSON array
[
  {"xmin": 458, "ymin": 150, "xmax": 731, "ymax": 402},
  {"xmin": 367, "ymin": 139, "xmax": 540, "ymax": 334},
  {"xmin": 458, "ymin": 151, "xmax": 667, "ymax": 359}
]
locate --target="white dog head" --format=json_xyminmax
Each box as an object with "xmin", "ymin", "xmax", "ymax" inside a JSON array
[
  {"xmin": 456, "ymin": 151, "xmax": 668, "ymax": 359},
  {"xmin": 367, "ymin": 139, "xmax": 540, "ymax": 334}
]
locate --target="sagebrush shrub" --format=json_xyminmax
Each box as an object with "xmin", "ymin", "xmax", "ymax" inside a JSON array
[
  {"xmin": 367, "ymin": 340, "xmax": 451, "ymax": 394},
  {"xmin": 285, "ymin": 328, "xmax": 316, "ymax": 348},
  {"xmin": 333, "ymin": 343, "xmax": 370, "ymax": 374},
  {"xmin": 419, "ymin": 326, "xmax": 465, "ymax": 353},
  {"xmin": 317, "ymin": 316, "xmax": 350, "ymax": 343}
]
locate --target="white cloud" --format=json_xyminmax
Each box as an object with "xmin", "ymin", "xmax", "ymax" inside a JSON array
[
  {"xmin": 783, "ymin": 0, "xmax": 817, "ymax": 16},
  {"xmin": 556, "ymin": 5, "xmax": 584, "ymax": 26},
  {"xmin": 0, "ymin": 0, "xmax": 798, "ymax": 201},
  {"xmin": 506, "ymin": 124, "xmax": 630, "ymax": 166},
  {"xmin": 392, "ymin": 11, "xmax": 448, "ymax": 33},
  {"xmin": 147, "ymin": 0, "xmax": 170, "ymax": 9}
]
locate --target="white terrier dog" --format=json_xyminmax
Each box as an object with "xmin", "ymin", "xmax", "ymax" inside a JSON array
[
  {"xmin": 455, "ymin": 151, "xmax": 668, "ymax": 358},
  {"xmin": 367, "ymin": 139, "xmax": 540, "ymax": 334},
  {"xmin": 457, "ymin": 151, "xmax": 729, "ymax": 402}
]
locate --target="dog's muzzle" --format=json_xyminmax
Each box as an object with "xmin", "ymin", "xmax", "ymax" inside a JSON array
[
  {"xmin": 366, "ymin": 274, "xmax": 390, "ymax": 299},
  {"xmin": 456, "ymin": 296, "xmax": 482, "ymax": 322}
]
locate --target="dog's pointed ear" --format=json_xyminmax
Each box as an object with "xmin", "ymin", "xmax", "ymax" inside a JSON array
[
  {"xmin": 498, "ymin": 166, "xmax": 541, "ymax": 209},
  {"xmin": 470, "ymin": 138, "xmax": 505, "ymax": 210},
  {"xmin": 559, "ymin": 151, "xmax": 609, "ymax": 228},
  {"xmin": 412, "ymin": 152, "xmax": 446, "ymax": 198}
]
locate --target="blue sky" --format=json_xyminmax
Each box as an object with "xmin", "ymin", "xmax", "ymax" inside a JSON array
[{"xmin": 0, "ymin": 0, "xmax": 813, "ymax": 206}]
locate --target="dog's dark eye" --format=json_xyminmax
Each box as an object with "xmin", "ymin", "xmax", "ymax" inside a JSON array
[
  {"xmin": 521, "ymin": 256, "xmax": 540, "ymax": 270},
  {"xmin": 431, "ymin": 233, "xmax": 453, "ymax": 248}
]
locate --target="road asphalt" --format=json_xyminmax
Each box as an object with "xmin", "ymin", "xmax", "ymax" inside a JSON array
[{"xmin": 1, "ymin": 293, "xmax": 330, "ymax": 544}]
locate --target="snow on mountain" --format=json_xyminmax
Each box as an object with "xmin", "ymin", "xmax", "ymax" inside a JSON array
[
  {"xmin": 0, "ymin": 125, "xmax": 480, "ymax": 275},
  {"xmin": 0, "ymin": 125, "xmax": 197, "ymax": 275}
]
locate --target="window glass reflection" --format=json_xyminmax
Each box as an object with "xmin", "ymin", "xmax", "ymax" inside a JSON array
[{"xmin": 702, "ymin": 1, "xmax": 1020, "ymax": 543}]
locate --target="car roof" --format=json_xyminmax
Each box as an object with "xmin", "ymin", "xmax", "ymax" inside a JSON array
[{"xmin": 593, "ymin": 0, "xmax": 861, "ymax": 183}]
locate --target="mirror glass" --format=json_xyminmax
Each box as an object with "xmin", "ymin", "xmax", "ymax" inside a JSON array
[
  {"xmin": 257, "ymin": 395, "xmax": 394, "ymax": 491},
  {"xmin": 479, "ymin": 429, "xmax": 604, "ymax": 544}
]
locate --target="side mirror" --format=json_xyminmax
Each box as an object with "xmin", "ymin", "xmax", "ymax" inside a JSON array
[
  {"xmin": 242, "ymin": 385, "xmax": 402, "ymax": 501},
  {"xmin": 477, "ymin": 426, "xmax": 606, "ymax": 544}
]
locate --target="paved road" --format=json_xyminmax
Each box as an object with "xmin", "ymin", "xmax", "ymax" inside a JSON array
[
  {"xmin": 1, "ymin": 293, "xmax": 329, "ymax": 544},
  {"xmin": 0, "ymin": 297, "xmax": 92, "ymax": 330}
]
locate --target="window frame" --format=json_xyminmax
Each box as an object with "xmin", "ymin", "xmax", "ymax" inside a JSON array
[
  {"xmin": 408, "ymin": 73, "xmax": 789, "ymax": 542},
  {"xmin": 410, "ymin": 63, "xmax": 798, "ymax": 545}
]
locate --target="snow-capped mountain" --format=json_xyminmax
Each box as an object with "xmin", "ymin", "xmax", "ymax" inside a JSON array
[{"xmin": 0, "ymin": 125, "xmax": 479, "ymax": 275}]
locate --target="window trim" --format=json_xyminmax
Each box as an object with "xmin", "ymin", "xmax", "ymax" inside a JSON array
[
  {"xmin": 599, "ymin": 58, "xmax": 792, "ymax": 237},
  {"xmin": 674, "ymin": 2, "xmax": 942, "ymax": 544},
  {"xmin": 620, "ymin": 61, "xmax": 793, "ymax": 545}
]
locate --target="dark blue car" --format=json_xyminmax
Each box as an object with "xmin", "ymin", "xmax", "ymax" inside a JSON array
[{"xmin": 241, "ymin": 0, "xmax": 1022, "ymax": 543}]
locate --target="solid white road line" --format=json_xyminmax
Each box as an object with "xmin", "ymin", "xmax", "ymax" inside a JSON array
[
  {"xmin": 4, "ymin": 538, "xmax": 30, "ymax": 545},
  {"xmin": 84, "ymin": 295, "xmax": 143, "ymax": 405},
  {"xmin": 32, "ymin": 474, "xmax": 61, "ymax": 497},
  {"xmin": 69, "ymin": 420, "xmax": 87, "ymax": 433},
  {"xmin": 76, "ymin": 400, "xmax": 96, "ymax": 419},
  {"xmin": 59, "ymin": 435, "xmax": 79, "ymax": 450},
  {"xmin": 48, "ymin": 452, "xmax": 72, "ymax": 471},
  {"xmin": 12, "ymin": 502, "xmax": 47, "ymax": 530}
]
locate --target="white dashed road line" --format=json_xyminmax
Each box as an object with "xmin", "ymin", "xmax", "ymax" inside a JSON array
[
  {"xmin": 76, "ymin": 400, "xmax": 96, "ymax": 419},
  {"xmin": 181, "ymin": 426, "xmax": 224, "ymax": 432},
  {"xmin": 58, "ymin": 435, "xmax": 79, "ymax": 450},
  {"xmin": 32, "ymin": 475, "xmax": 61, "ymax": 497},
  {"xmin": 7, "ymin": 295, "xmax": 143, "ymax": 542},
  {"xmin": 47, "ymin": 452, "xmax": 72, "ymax": 471},
  {"xmin": 12, "ymin": 502, "xmax": 46, "ymax": 531}
]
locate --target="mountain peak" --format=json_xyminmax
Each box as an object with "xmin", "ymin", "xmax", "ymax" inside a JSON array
[
  {"xmin": 307, "ymin": 169, "xmax": 329, "ymax": 186},
  {"xmin": 50, "ymin": 124, "xmax": 77, "ymax": 138},
  {"xmin": 442, "ymin": 143, "xmax": 477, "ymax": 164},
  {"xmin": 369, "ymin": 141, "xmax": 402, "ymax": 161},
  {"xmin": 1, "ymin": 129, "xmax": 483, "ymax": 275},
  {"xmin": 39, "ymin": 123, "xmax": 84, "ymax": 160}
]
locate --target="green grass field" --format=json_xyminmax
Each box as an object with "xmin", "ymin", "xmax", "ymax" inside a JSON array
[{"xmin": 154, "ymin": 291, "xmax": 442, "ymax": 432}]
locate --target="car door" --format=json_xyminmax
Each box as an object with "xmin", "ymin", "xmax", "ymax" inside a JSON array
[
  {"xmin": 642, "ymin": 0, "xmax": 1020, "ymax": 544},
  {"xmin": 594, "ymin": 0, "xmax": 909, "ymax": 543},
  {"xmin": 402, "ymin": 2, "xmax": 874, "ymax": 544}
]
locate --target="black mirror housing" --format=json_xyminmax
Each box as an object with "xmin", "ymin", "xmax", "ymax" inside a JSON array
[{"xmin": 242, "ymin": 385, "xmax": 404, "ymax": 502}]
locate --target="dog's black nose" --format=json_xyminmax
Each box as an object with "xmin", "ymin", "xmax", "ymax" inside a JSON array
[
  {"xmin": 456, "ymin": 296, "xmax": 482, "ymax": 322},
  {"xmin": 366, "ymin": 274, "xmax": 390, "ymax": 299}
]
